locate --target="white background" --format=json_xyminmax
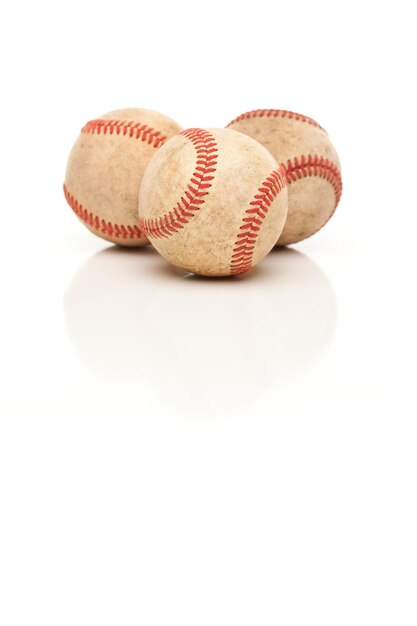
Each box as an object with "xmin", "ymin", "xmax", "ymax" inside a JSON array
[{"xmin": 1, "ymin": 1, "xmax": 416, "ymax": 624}]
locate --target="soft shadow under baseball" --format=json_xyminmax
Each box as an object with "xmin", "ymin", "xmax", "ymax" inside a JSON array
[{"xmin": 63, "ymin": 246, "xmax": 338, "ymax": 414}]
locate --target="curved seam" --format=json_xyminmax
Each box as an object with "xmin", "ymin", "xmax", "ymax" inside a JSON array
[
  {"xmin": 284, "ymin": 154, "xmax": 342, "ymax": 206},
  {"xmin": 63, "ymin": 184, "xmax": 145, "ymax": 241},
  {"xmin": 227, "ymin": 109, "xmax": 325, "ymax": 132},
  {"xmin": 230, "ymin": 165, "xmax": 287, "ymax": 275},
  {"xmin": 82, "ymin": 119, "xmax": 168, "ymax": 148},
  {"xmin": 139, "ymin": 128, "xmax": 218, "ymax": 239}
]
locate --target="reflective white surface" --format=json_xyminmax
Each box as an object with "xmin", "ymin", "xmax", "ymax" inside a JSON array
[
  {"xmin": 1, "ymin": 2, "xmax": 417, "ymax": 624},
  {"xmin": 64, "ymin": 246, "xmax": 337, "ymax": 413}
]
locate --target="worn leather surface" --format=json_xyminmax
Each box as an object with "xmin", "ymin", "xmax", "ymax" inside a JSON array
[
  {"xmin": 228, "ymin": 112, "xmax": 341, "ymax": 245},
  {"xmin": 139, "ymin": 128, "xmax": 288, "ymax": 276},
  {"xmin": 65, "ymin": 108, "xmax": 182, "ymax": 246}
]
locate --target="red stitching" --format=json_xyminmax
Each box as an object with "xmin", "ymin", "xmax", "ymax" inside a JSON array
[
  {"xmin": 284, "ymin": 154, "xmax": 342, "ymax": 207},
  {"xmin": 230, "ymin": 165, "xmax": 287, "ymax": 275},
  {"xmin": 82, "ymin": 119, "xmax": 167, "ymax": 148},
  {"xmin": 139, "ymin": 128, "xmax": 218, "ymax": 239},
  {"xmin": 63, "ymin": 184, "xmax": 145, "ymax": 241},
  {"xmin": 227, "ymin": 109, "xmax": 324, "ymax": 131}
]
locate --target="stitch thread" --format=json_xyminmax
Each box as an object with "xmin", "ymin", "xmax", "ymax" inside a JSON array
[
  {"xmin": 284, "ymin": 154, "xmax": 342, "ymax": 206},
  {"xmin": 82, "ymin": 119, "xmax": 167, "ymax": 148},
  {"xmin": 230, "ymin": 165, "xmax": 287, "ymax": 275},
  {"xmin": 63, "ymin": 184, "xmax": 145, "ymax": 241},
  {"xmin": 139, "ymin": 128, "xmax": 218, "ymax": 239},
  {"xmin": 227, "ymin": 109, "xmax": 324, "ymax": 131}
]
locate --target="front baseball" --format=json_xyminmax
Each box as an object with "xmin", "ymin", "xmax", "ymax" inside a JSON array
[
  {"xmin": 138, "ymin": 128, "xmax": 288, "ymax": 277},
  {"xmin": 64, "ymin": 108, "xmax": 182, "ymax": 246},
  {"xmin": 227, "ymin": 110, "xmax": 342, "ymax": 246}
]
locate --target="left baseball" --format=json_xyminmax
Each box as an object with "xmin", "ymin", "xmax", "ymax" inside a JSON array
[{"xmin": 64, "ymin": 108, "xmax": 182, "ymax": 246}]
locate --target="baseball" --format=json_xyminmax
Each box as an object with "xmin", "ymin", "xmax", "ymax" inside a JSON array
[
  {"xmin": 138, "ymin": 128, "xmax": 288, "ymax": 277},
  {"xmin": 64, "ymin": 108, "xmax": 182, "ymax": 246},
  {"xmin": 227, "ymin": 110, "xmax": 342, "ymax": 246}
]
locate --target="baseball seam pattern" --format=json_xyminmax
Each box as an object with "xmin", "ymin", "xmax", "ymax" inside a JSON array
[
  {"xmin": 139, "ymin": 128, "xmax": 218, "ymax": 239},
  {"xmin": 227, "ymin": 109, "xmax": 324, "ymax": 131},
  {"xmin": 82, "ymin": 119, "xmax": 167, "ymax": 148},
  {"xmin": 230, "ymin": 165, "xmax": 287, "ymax": 275},
  {"xmin": 285, "ymin": 154, "xmax": 342, "ymax": 206},
  {"xmin": 63, "ymin": 184, "xmax": 145, "ymax": 241}
]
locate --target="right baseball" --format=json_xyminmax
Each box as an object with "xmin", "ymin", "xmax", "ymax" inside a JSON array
[
  {"xmin": 138, "ymin": 128, "xmax": 288, "ymax": 277},
  {"xmin": 227, "ymin": 110, "xmax": 342, "ymax": 246}
]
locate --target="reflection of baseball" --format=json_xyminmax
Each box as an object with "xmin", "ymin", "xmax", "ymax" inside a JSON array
[
  {"xmin": 64, "ymin": 108, "xmax": 182, "ymax": 246},
  {"xmin": 64, "ymin": 246, "xmax": 338, "ymax": 414},
  {"xmin": 138, "ymin": 128, "xmax": 288, "ymax": 276},
  {"xmin": 227, "ymin": 110, "xmax": 342, "ymax": 246}
]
